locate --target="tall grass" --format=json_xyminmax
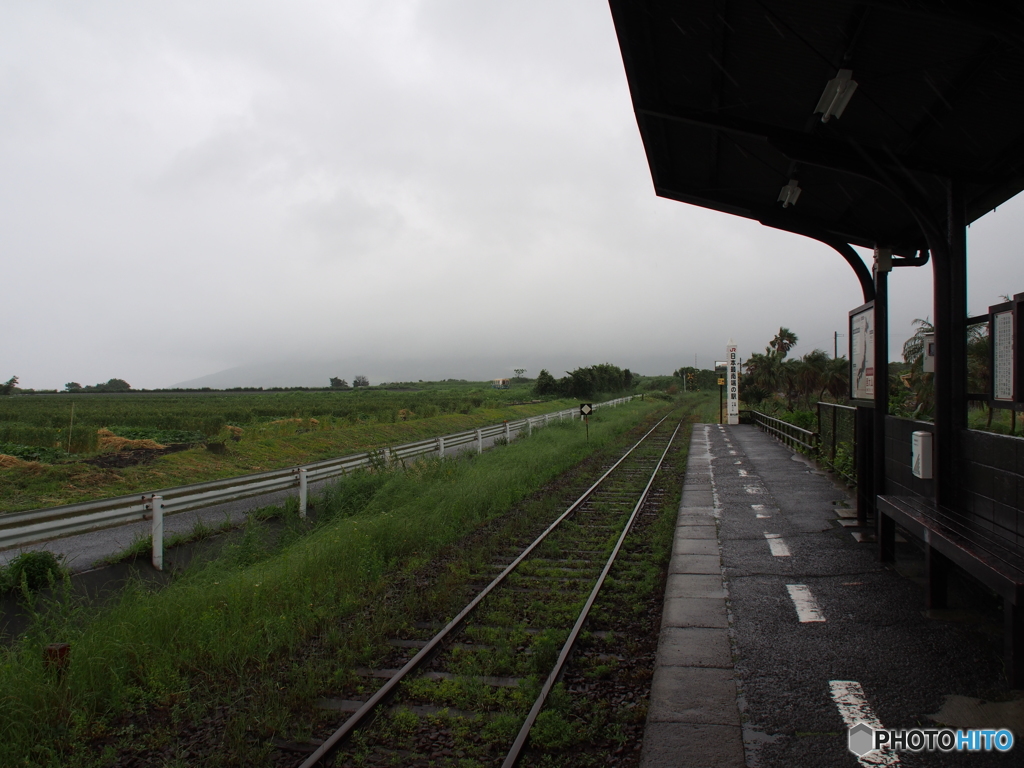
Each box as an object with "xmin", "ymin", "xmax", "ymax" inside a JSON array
[{"xmin": 0, "ymin": 400, "xmax": 664, "ymax": 767}]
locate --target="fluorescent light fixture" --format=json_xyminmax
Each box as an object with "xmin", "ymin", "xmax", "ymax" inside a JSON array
[
  {"xmin": 815, "ymin": 69, "xmax": 858, "ymax": 123},
  {"xmin": 778, "ymin": 179, "xmax": 802, "ymax": 208}
]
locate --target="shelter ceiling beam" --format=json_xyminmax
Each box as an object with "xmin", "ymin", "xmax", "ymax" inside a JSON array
[{"xmin": 637, "ymin": 105, "xmax": 1000, "ymax": 184}]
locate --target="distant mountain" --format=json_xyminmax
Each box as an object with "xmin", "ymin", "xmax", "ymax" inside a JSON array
[
  {"xmin": 171, "ymin": 352, "xmax": 682, "ymax": 390},
  {"xmin": 171, "ymin": 356, "xmax": 537, "ymax": 389}
]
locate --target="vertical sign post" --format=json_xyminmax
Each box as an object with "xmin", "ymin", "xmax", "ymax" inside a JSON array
[
  {"xmin": 718, "ymin": 376, "xmax": 725, "ymax": 424},
  {"xmin": 149, "ymin": 495, "xmax": 164, "ymax": 571},
  {"xmin": 727, "ymin": 341, "xmax": 739, "ymax": 425},
  {"xmin": 580, "ymin": 403, "xmax": 593, "ymax": 441}
]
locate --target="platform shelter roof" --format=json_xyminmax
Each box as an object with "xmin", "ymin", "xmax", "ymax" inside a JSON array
[{"xmin": 608, "ymin": 0, "xmax": 1024, "ymax": 252}]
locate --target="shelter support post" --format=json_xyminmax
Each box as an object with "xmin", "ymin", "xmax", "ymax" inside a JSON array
[
  {"xmin": 930, "ymin": 180, "xmax": 969, "ymax": 508},
  {"xmin": 855, "ymin": 408, "xmax": 873, "ymax": 526},
  {"xmin": 873, "ymin": 253, "xmax": 890, "ymax": 534},
  {"xmin": 822, "ymin": 238, "xmax": 876, "ymax": 528}
]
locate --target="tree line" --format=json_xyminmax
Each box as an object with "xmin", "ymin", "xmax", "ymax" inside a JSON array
[
  {"xmin": 534, "ymin": 363, "xmax": 634, "ymax": 399},
  {"xmin": 329, "ymin": 376, "xmax": 370, "ymax": 390},
  {"xmin": 739, "ymin": 327, "xmax": 849, "ymax": 411}
]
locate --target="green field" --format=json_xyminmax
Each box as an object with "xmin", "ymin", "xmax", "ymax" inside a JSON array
[
  {"xmin": 0, "ymin": 383, "xmax": 604, "ymax": 513},
  {"xmin": 0, "ymin": 394, "xmax": 706, "ymax": 767},
  {"xmin": 0, "ymin": 383, "xmax": 544, "ymax": 450}
]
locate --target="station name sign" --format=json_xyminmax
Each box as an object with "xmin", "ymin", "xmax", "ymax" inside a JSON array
[{"xmin": 727, "ymin": 342, "xmax": 739, "ymax": 425}]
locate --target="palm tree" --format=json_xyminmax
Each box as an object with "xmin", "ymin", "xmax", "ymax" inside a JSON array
[
  {"xmin": 822, "ymin": 356, "xmax": 850, "ymax": 401},
  {"xmin": 902, "ymin": 318, "xmax": 935, "ymax": 418},
  {"xmin": 793, "ymin": 349, "xmax": 831, "ymax": 409},
  {"xmin": 902, "ymin": 318, "xmax": 933, "ymax": 367},
  {"xmin": 769, "ymin": 327, "xmax": 798, "ymax": 357}
]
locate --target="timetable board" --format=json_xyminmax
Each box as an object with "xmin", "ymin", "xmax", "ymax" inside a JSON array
[
  {"xmin": 984, "ymin": 293, "xmax": 1024, "ymax": 408},
  {"xmin": 993, "ymin": 310, "xmax": 1014, "ymax": 401}
]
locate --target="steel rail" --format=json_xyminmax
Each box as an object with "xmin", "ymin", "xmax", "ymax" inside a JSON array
[
  {"xmin": 501, "ymin": 420, "xmax": 682, "ymax": 767},
  {"xmin": 297, "ymin": 412, "xmax": 670, "ymax": 768},
  {"xmin": 0, "ymin": 397, "xmax": 636, "ymax": 550}
]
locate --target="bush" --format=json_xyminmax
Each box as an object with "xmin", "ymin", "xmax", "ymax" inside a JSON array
[
  {"xmin": 0, "ymin": 442, "xmax": 67, "ymax": 463},
  {"xmin": 783, "ymin": 410, "xmax": 816, "ymax": 431},
  {"xmin": 2, "ymin": 551, "xmax": 66, "ymax": 593}
]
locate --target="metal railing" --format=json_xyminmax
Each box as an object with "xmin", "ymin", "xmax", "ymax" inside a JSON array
[
  {"xmin": 750, "ymin": 411, "xmax": 818, "ymax": 453},
  {"xmin": 749, "ymin": 404, "xmax": 858, "ymax": 486},
  {"xmin": 817, "ymin": 401, "xmax": 856, "ymax": 483},
  {"xmin": 0, "ymin": 396, "xmax": 637, "ymax": 551}
]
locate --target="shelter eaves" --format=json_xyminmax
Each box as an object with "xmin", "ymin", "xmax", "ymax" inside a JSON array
[{"xmin": 609, "ymin": 0, "xmax": 1024, "ymax": 253}]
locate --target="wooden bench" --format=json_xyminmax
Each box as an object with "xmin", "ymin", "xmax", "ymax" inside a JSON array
[{"xmin": 877, "ymin": 495, "xmax": 1024, "ymax": 687}]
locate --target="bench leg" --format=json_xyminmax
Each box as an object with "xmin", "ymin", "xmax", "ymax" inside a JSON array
[
  {"xmin": 879, "ymin": 512, "xmax": 896, "ymax": 562},
  {"xmin": 1006, "ymin": 602, "xmax": 1024, "ymax": 688},
  {"xmin": 926, "ymin": 546, "xmax": 950, "ymax": 610}
]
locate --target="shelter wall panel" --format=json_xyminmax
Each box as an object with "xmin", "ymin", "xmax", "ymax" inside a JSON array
[{"xmin": 958, "ymin": 430, "xmax": 1024, "ymax": 554}]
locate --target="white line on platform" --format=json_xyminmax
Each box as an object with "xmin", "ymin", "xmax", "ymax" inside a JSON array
[
  {"xmin": 734, "ymin": 460, "xmax": 742, "ymax": 465},
  {"xmin": 728, "ymin": 450, "xmax": 737, "ymax": 455},
  {"xmin": 756, "ymin": 514, "xmax": 771, "ymax": 519},
  {"xmin": 764, "ymin": 533, "xmax": 791, "ymax": 557},
  {"xmin": 786, "ymin": 584, "xmax": 825, "ymax": 622},
  {"xmin": 745, "ymin": 486, "xmax": 762, "ymax": 494},
  {"xmin": 751, "ymin": 504, "xmax": 766, "ymax": 509},
  {"xmin": 738, "ymin": 469, "xmax": 748, "ymax": 476},
  {"xmin": 829, "ymin": 680, "xmax": 900, "ymax": 766}
]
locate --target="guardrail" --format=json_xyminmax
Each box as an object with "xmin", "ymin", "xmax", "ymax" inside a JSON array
[{"xmin": 0, "ymin": 396, "xmax": 637, "ymax": 555}]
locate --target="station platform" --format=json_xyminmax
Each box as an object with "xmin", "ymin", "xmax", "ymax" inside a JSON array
[{"xmin": 642, "ymin": 423, "xmax": 1021, "ymax": 767}]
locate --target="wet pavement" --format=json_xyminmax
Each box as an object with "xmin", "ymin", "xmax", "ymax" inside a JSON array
[{"xmin": 643, "ymin": 423, "xmax": 1020, "ymax": 767}]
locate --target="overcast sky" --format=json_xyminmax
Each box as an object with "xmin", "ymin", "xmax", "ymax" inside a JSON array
[{"xmin": 3, "ymin": 1, "xmax": 1022, "ymax": 390}]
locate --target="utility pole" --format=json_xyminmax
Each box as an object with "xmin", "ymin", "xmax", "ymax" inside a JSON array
[{"xmin": 834, "ymin": 332, "xmax": 845, "ymax": 358}]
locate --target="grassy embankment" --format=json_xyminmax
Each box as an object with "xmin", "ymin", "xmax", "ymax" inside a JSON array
[
  {"xmin": 0, "ymin": 386, "xmax": 581, "ymax": 513},
  {"xmin": 0, "ymin": 393, "xmax": 715, "ymax": 767}
]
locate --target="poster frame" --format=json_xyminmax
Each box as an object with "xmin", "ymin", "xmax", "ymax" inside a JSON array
[{"xmin": 849, "ymin": 301, "xmax": 875, "ymax": 407}]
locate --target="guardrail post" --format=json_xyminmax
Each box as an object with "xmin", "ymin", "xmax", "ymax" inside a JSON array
[
  {"xmin": 476, "ymin": 428, "xmax": 483, "ymax": 454},
  {"xmin": 298, "ymin": 468, "xmax": 308, "ymax": 519},
  {"xmin": 527, "ymin": 418, "xmax": 532, "ymax": 436},
  {"xmin": 437, "ymin": 435, "xmax": 445, "ymax": 457},
  {"xmin": 504, "ymin": 421, "xmax": 510, "ymax": 441},
  {"xmin": 150, "ymin": 495, "xmax": 164, "ymax": 571}
]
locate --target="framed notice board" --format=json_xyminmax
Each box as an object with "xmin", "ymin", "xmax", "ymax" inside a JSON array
[
  {"xmin": 849, "ymin": 301, "xmax": 874, "ymax": 406},
  {"xmin": 987, "ymin": 293, "xmax": 1024, "ymax": 408}
]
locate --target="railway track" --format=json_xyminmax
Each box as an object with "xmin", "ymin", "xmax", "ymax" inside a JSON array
[{"xmin": 288, "ymin": 414, "xmax": 684, "ymax": 767}]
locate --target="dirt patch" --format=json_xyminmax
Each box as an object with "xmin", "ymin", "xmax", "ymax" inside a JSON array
[
  {"xmin": 81, "ymin": 444, "xmax": 191, "ymax": 469},
  {"xmin": 96, "ymin": 428, "xmax": 166, "ymax": 452},
  {"xmin": 0, "ymin": 455, "xmax": 41, "ymax": 469}
]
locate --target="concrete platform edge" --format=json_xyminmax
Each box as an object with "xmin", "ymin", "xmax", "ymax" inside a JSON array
[{"xmin": 641, "ymin": 424, "xmax": 745, "ymax": 767}]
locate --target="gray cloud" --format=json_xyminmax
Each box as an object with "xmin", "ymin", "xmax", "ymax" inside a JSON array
[{"xmin": 2, "ymin": 0, "xmax": 1022, "ymax": 391}]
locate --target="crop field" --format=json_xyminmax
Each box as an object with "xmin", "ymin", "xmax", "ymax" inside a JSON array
[
  {"xmin": 0, "ymin": 394, "xmax": 708, "ymax": 767},
  {"xmin": 0, "ymin": 382, "xmax": 581, "ymax": 513},
  {"xmin": 0, "ymin": 384, "xmax": 541, "ymax": 450}
]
